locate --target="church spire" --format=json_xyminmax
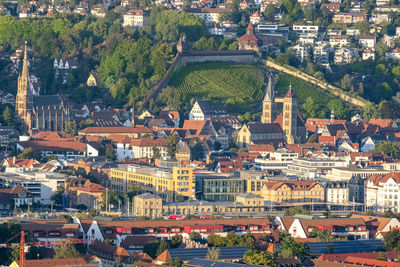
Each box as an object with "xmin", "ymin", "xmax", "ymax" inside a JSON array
[
  {"xmin": 21, "ymin": 41, "xmax": 29, "ymax": 81},
  {"xmin": 263, "ymin": 74, "xmax": 275, "ymax": 102}
]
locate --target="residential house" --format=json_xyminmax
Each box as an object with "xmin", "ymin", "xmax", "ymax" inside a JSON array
[
  {"xmin": 370, "ymin": 13, "xmax": 391, "ymax": 24},
  {"xmin": 88, "ymin": 241, "xmax": 131, "ymax": 266},
  {"xmin": 250, "ymin": 11, "xmax": 262, "ymax": 24},
  {"xmin": 363, "ymin": 48, "xmax": 375, "ymax": 60},
  {"xmin": 10, "ymin": 258, "xmax": 89, "ymax": 267},
  {"xmin": 325, "ymin": 181, "xmax": 349, "ymax": 204},
  {"xmin": 279, "ymin": 217, "xmax": 369, "ymax": 239},
  {"xmin": 0, "ymin": 185, "xmax": 33, "ymax": 213},
  {"xmin": 114, "ymin": 136, "xmax": 167, "ymax": 161},
  {"xmin": 330, "ymin": 35, "xmax": 350, "ymax": 47},
  {"xmin": 123, "ymin": 9, "xmax": 149, "ymax": 27},
  {"xmin": 359, "ymin": 35, "xmax": 376, "ymax": 48},
  {"xmin": 386, "ymin": 48, "xmax": 400, "ymax": 60},
  {"xmin": 78, "ymin": 126, "xmax": 153, "ymax": 139},
  {"xmin": 0, "ymin": 126, "xmax": 19, "ymax": 150},
  {"xmin": 292, "ymin": 25, "xmax": 319, "ymax": 36},
  {"xmin": 67, "ymin": 180, "xmax": 105, "ymax": 209},
  {"xmin": 333, "ymin": 13, "xmax": 367, "ymax": 24},
  {"xmin": 350, "ymin": 214, "xmax": 400, "ymax": 238},
  {"xmin": 189, "ymin": 100, "xmax": 228, "ymax": 120},
  {"xmin": 321, "ymin": 3, "xmax": 340, "ymax": 12}
]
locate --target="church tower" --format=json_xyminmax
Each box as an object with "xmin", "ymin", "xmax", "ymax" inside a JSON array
[
  {"xmin": 16, "ymin": 41, "xmax": 33, "ymax": 133},
  {"xmin": 261, "ymin": 74, "xmax": 276, "ymax": 123},
  {"xmin": 282, "ymin": 85, "xmax": 297, "ymax": 144}
]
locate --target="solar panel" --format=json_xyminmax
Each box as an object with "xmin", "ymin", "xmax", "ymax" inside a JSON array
[
  {"xmin": 168, "ymin": 246, "xmax": 249, "ymax": 261},
  {"xmin": 305, "ymin": 240, "xmax": 385, "ymax": 255}
]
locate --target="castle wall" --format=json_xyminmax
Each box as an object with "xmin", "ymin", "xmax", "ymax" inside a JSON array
[{"xmin": 140, "ymin": 51, "xmax": 258, "ymax": 109}]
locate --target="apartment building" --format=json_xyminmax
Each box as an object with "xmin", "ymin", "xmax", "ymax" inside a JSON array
[
  {"xmin": 292, "ymin": 25, "xmax": 319, "ymax": 35},
  {"xmin": 334, "ymin": 47, "xmax": 356, "ymax": 65},
  {"xmin": 254, "ymin": 149, "xmax": 298, "ymax": 172},
  {"xmin": 185, "ymin": 8, "xmax": 230, "ymax": 24},
  {"xmin": 123, "ymin": 9, "xmax": 149, "ymax": 27},
  {"xmin": 261, "ymin": 180, "xmax": 325, "ymax": 203},
  {"xmin": 286, "ymin": 158, "xmax": 348, "ymax": 178},
  {"xmin": 359, "ymin": 35, "xmax": 376, "ymax": 48},
  {"xmin": 366, "ymin": 172, "xmax": 400, "ymax": 212},
  {"xmin": 109, "ymin": 164, "xmax": 195, "ymax": 201},
  {"xmin": 330, "ymin": 35, "xmax": 350, "ymax": 47},
  {"xmin": 333, "ymin": 13, "xmax": 367, "ymax": 24}
]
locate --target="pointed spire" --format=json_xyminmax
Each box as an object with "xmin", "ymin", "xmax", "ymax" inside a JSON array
[
  {"xmin": 131, "ymin": 102, "xmax": 135, "ymax": 127},
  {"xmin": 21, "ymin": 41, "xmax": 29, "ymax": 81},
  {"xmin": 285, "ymin": 84, "xmax": 293, "ymax": 98},
  {"xmin": 246, "ymin": 23, "xmax": 254, "ymax": 34},
  {"xmin": 263, "ymin": 74, "xmax": 275, "ymax": 102}
]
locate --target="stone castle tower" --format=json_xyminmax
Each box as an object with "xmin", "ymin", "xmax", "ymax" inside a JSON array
[
  {"xmin": 15, "ymin": 41, "xmax": 33, "ymax": 133},
  {"xmin": 261, "ymin": 75, "xmax": 304, "ymax": 144}
]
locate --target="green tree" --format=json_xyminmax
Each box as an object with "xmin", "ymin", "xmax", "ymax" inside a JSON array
[
  {"xmin": 152, "ymin": 144, "xmax": 161, "ymax": 160},
  {"xmin": 327, "ymin": 99, "xmax": 348, "ymax": 119},
  {"xmin": 64, "ymin": 120, "xmax": 77, "ymax": 136},
  {"xmin": 206, "ymin": 247, "xmax": 221, "ymax": 260},
  {"xmin": 171, "ymin": 234, "xmax": 183, "ymax": 248},
  {"xmin": 373, "ymin": 142, "xmax": 400, "ymax": 156},
  {"xmin": 302, "ymin": 97, "xmax": 320, "ymax": 118},
  {"xmin": 190, "ymin": 142, "xmax": 204, "ymax": 161},
  {"xmin": 54, "ymin": 243, "xmax": 80, "ymax": 259},
  {"xmin": 384, "ymin": 229, "xmax": 400, "ymax": 251},
  {"xmin": 244, "ymin": 250, "xmax": 275, "ymax": 266},
  {"xmin": 104, "ymin": 238, "xmax": 112, "ymax": 245},
  {"xmin": 124, "ymin": 183, "xmax": 142, "ymax": 199},
  {"xmin": 45, "ymin": 154, "xmax": 59, "ymax": 162},
  {"xmin": 309, "ymin": 228, "xmax": 336, "ymax": 242},
  {"xmin": 284, "ymin": 206, "xmax": 310, "ymax": 216},
  {"xmin": 156, "ymin": 239, "xmax": 169, "ymax": 256},
  {"xmin": 307, "ymin": 134, "xmax": 318, "ymax": 143},
  {"xmin": 2, "ymin": 106, "xmax": 15, "ymax": 126},
  {"xmin": 377, "ymin": 251, "xmax": 387, "ymax": 260},
  {"xmin": 189, "ymin": 232, "xmax": 202, "ymax": 240},
  {"xmin": 276, "ymin": 236, "xmax": 310, "ymax": 261},
  {"xmin": 17, "ymin": 147, "xmax": 42, "ymax": 161},
  {"xmin": 263, "ymin": 4, "xmax": 277, "ymax": 21},
  {"xmin": 167, "ymin": 132, "xmax": 179, "ymax": 159},
  {"xmin": 363, "ymin": 102, "xmax": 375, "ymax": 120},
  {"xmin": 79, "ymin": 119, "xmax": 94, "ymax": 129},
  {"xmin": 165, "ymin": 257, "xmax": 184, "ymax": 267},
  {"xmin": 101, "ymin": 189, "xmax": 119, "ymax": 211},
  {"xmin": 105, "ymin": 144, "xmax": 116, "ymax": 160}
]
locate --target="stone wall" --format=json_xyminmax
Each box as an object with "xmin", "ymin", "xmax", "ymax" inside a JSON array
[{"xmin": 265, "ymin": 60, "xmax": 366, "ymax": 107}]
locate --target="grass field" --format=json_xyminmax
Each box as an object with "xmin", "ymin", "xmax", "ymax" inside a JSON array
[
  {"xmin": 275, "ymin": 74, "xmax": 337, "ymax": 105},
  {"xmin": 167, "ymin": 62, "xmax": 357, "ymax": 116},
  {"xmin": 169, "ymin": 63, "xmax": 265, "ymax": 112}
]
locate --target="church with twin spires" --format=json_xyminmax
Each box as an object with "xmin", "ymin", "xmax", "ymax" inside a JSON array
[
  {"xmin": 16, "ymin": 42, "xmax": 71, "ymax": 133},
  {"xmin": 237, "ymin": 75, "xmax": 306, "ymax": 147}
]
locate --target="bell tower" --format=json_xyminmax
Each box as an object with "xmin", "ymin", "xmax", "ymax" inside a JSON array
[
  {"xmin": 261, "ymin": 74, "xmax": 276, "ymax": 124},
  {"xmin": 282, "ymin": 85, "xmax": 297, "ymax": 144},
  {"xmin": 16, "ymin": 41, "xmax": 33, "ymax": 133}
]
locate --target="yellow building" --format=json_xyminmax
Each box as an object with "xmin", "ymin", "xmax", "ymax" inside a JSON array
[
  {"xmin": 133, "ymin": 193, "xmax": 162, "ymax": 218},
  {"xmin": 262, "ymin": 180, "xmax": 325, "ymax": 203},
  {"xmin": 235, "ymin": 193, "xmax": 264, "ymax": 206},
  {"xmin": 109, "ymin": 164, "xmax": 195, "ymax": 202}
]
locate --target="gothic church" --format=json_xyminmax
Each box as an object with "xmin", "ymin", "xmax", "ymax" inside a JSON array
[
  {"xmin": 16, "ymin": 42, "xmax": 71, "ymax": 133},
  {"xmin": 261, "ymin": 74, "xmax": 306, "ymax": 144}
]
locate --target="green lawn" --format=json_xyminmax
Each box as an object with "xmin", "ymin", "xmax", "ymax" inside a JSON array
[{"xmin": 169, "ymin": 63, "xmax": 265, "ymax": 112}]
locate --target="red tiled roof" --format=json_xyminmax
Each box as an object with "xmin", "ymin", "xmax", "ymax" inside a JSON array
[
  {"xmin": 249, "ymin": 144, "xmax": 275, "ymax": 152},
  {"xmin": 79, "ymin": 126, "xmax": 152, "ymax": 134},
  {"xmin": 14, "ymin": 258, "xmax": 88, "ymax": 267},
  {"xmin": 18, "ymin": 140, "xmax": 86, "ymax": 152},
  {"xmin": 3, "ymin": 158, "xmax": 40, "ymax": 168},
  {"xmin": 0, "ymin": 185, "xmax": 31, "ymax": 194},
  {"xmin": 369, "ymin": 118, "xmax": 395, "ymax": 128}
]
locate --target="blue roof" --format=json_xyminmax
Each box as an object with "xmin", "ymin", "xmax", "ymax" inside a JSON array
[
  {"xmin": 168, "ymin": 246, "xmax": 249, "ymax": 261},
  {"xmin": 305, "ymin": 239, "xmax": 384, "ymax": 255}
]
